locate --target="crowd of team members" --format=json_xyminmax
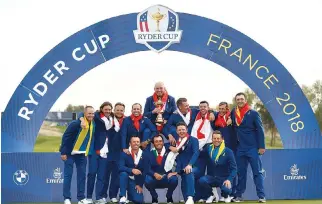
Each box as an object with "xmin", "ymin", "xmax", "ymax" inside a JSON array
[{"xmin": 60, "ymin": 82, "xmax": 266, "ymax": 204}]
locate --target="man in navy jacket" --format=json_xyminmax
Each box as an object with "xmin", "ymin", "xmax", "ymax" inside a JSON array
[
  {"xmin": 145, "ymin": 135, "xmax": 178, "ymax": 204},
  {"xmin": 166, "ymin": 122, "xmax": 199, "ymax": 204},
  {"xmin": 79, "ymin": 102, "xmax": 114, "ymax": 204},
  {"xmin": 144, "ymin": 82, "xmax": 176, "ymax": 133},
  {"xmin": 164, "ymin": 98, "xmax": 199, "ymax": 145},
  {"xmin": 231, "ymin": 92, "xmax": 266, "ymax": 203},
  {"xmin": 119, "ymin": 136, "xmax": 147, "ymax": 204},
  {"xmin": 211, "ymin": 102, "xmax": 238, "ymax": 201},
  {"xmin": 60, "ymin": 106, "xmax": 95, "ymax": 204},
  {"xmin": 198, "ymin": 130, "xmax": 237, "ymax": 203},
  {"xmin": 102, "ymin": 102, "xmax": 126, "ymax": 203},
  {"xmin": 121, "ymin": 103, "xmax": 157, "ymax": 153}
]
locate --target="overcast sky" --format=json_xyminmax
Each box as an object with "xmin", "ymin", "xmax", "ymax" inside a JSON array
[{"xmin": 0, "ymin": 0, "xmax": 321, "ymax": 115}]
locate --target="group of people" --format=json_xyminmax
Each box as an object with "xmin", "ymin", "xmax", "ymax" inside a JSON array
[{"xmin": 59, "ymin": 82, "xmax": 267, "ymax": 204}]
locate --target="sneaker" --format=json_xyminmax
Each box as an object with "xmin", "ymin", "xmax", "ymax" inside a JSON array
[
  {"xmin": 87, "ymin": 199, "xmax": 94, "ymax": 204},
  {"xmin": 95, "ymin": 198, "xmax": 106, "ymax": 204},
  {"xmin": 231, "ymin": 197, "xmax": 243, "ymax": 202},
  {"xmin": 186, "ymin": 196, "xmax": 194, "ymax": 204},
  {"xmin": 212, "ymin": 188, "xmax": 219, "ymax": 202},
  {"xmin": 198, "ymin": 199, "xmax": 205, "ymax": 203},
  {"xmin": 206, "ymin": 195, "xmax": 214, "ymax": 203},
  {"xmin": 219, "ymin": 197, "xmax": 225, "ymax": 202},
  {"xmin": 78, "ymin": 199, "xmax": 93, "ymax": 204},
  {"xmin": 64, "ymin": 199, "xmax": 72, "ymax": 204},
  {"xmin": 120, "ymin": 196, "xmax": 127, "ymax": 204},
  {"xmin": 180, "ymin": 200, "xmax": 185, "ymax": 203},
  {"xmin": 111, "ymin": 198, "xmax": 118, "ymax": 203},
  {"xmin": 258, "ymin": 198, "xmax": 266, "ymax": 203},
  {"xmin": 224, "ymin": 196, "xmax": 232, "ymax": 203},
  {"xmin": 125, "ymin": 199, "xmax": 130, "ymax": 204},
  {"xmin": 152, "ymin": 198, "xmax": 158, "ymax": 204},
  {"xmin": 167, "ymin": 197, "xmax": 174, "ymax": 204}
]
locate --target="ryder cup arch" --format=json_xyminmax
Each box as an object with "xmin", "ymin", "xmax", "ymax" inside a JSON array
[{"xmin": 1, "ymin": 5, "xmax": 321, "ymax": 152}]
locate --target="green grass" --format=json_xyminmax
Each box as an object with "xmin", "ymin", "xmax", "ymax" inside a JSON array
[
  {"xmin": 9, "ymin": 202, "xmax": 322, "ymax": 204},
  {"xmin": 33, "ymin": 135, "xmax": 62, "ymax": 152}
]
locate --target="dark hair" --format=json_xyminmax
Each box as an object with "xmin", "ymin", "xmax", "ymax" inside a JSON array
[
  {"xmin": 212, "ymin": 130, "xmax": 222, "ymax": 138},
  {"xmin": 176, "ymin": 97, "xmax": 187, "ymax": 108},
  {"xmin": 100, "ymin": 102, "xmax": 113, "ymax": 113},
  {"xmin": 115, "ymin": 102, "xmax": 125, "ymax": 108},
  {"xmin": 176, "ymin": 121, "xmax": 187, "ymax": 128},
  {"xmin": 130, "ymin": 135, "xmax": 141, "ymax": 142},
  {"xmin": 219, "ymin": 102, "xmax": 228, "ymax": 107},
  {"xmin": 132, "ymin": 103, "xmax": 142, "ymax": 109},
  {"xmin": 152, "ymin": 134, "xmax": 164, "ymax": 144},
  {"xmin": 235, "ymin": 92, "xmax": 247, "ymax": 100},
  {"xmin": 199, "ymin": 100, "xmax": 209, "ymax": 106}
]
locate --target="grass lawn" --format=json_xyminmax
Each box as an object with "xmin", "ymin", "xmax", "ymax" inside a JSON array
[
  {"xmin": 33, "ymin": 135, "xmax": 62, "ymax": 152},
  {"xmin": 10, "ymin": 201, "xmax": 322, "ymax": 204}
]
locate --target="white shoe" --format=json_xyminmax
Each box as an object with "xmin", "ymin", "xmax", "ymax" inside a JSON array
[
  {"xmin": 212, "ymin": 188, "xmax": 219, "ymax": 203},
  {"xmin": 198, "ymin": 199, "xmax": 205, "ymax": 203},
  {"xmin": 102, "ymin": 198, "xmax": 107, "ymax": 202},
  {"xmin": 180, "ymin": 200, "xmax": 185, "ymax": 203},
  {"xmin": 219, "ymin": 197, "xmax": 225, "ymax": 202},
  {"xmin": 111, "ymin": 198, "xmax": 118, "ymax": 203},
  {"xmin": 186, "ymin": 196, "xmax": 194, "ymax": 204},
  {"xmin": 64, "ymin": 199, "xmax": 72, "ymax": 204},
  {"xmin": 78, "ymin": 199, "xmax": 92, "ymax": 204},
  {"xmin": 224, "ymin": 196, "xmax": 232, "ymax": 203},
  {"xmin": 258, "ymin": 198, "xmax": 266, "ymax": 203},
  {"xmin": 125, "ymin": 199, "xmax": 130, "ymax": 203},
  {"xmin": 96, "ymin": 198, "xmax": 106, "ymax": 204},
  {"xmin": 120, "ymin": 196, "xmax": 127, "ymax": 204},
  {"xmin": 206, "ymin": 196, "xmax": 214, "ymax": 203}
]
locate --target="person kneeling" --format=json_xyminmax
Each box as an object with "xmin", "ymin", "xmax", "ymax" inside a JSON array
[
  {"xmin": 198, "ymin": 130, "xmax": 237, "ymax": 203},
  {"xmin": 119, "ymin": 136, "xmax": 147, "ymax": 204},
  {"xmin": 145, "ymin": 135, "xmax": 178, "ymax": 204}
]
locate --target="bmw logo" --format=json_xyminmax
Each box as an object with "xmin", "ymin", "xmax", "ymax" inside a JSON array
[{"xmin": 13, "ymin": 170, "xmax": 29, "ymax": 185}]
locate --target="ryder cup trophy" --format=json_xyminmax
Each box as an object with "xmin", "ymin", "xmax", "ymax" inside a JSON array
[
  {"xmin": 151, "ymin": 8, "xmax": 167, "ymax": 32},
  {"xmin": 155, "ymin": 97, "xmax": 164, "ymax": 126}
]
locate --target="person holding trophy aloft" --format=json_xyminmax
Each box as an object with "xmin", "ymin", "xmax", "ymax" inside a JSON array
[{"xmin": 143, "ymin": 82, "xmax": 177, "ymax": 135}]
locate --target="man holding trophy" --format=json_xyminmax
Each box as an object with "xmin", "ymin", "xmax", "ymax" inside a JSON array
[{"xmin": 144, "ymin": 82, "xmax": 177, "ymax": 134}]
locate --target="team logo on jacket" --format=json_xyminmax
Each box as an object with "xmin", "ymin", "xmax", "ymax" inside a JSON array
[
  {"xmin": 133, "ymin": 5, "xmax": 182, "ymax": 53},
  {"xmin": 13, "ymin": 170, "xmax": 29, "ymax": 185}
]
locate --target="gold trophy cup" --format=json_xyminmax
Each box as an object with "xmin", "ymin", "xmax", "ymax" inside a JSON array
[
  {"xmin": 151, "ymin": 8, "xmax": 167, "ymax": 32},
  {"xmin": 155, "ymin": 97, "xmax": 164, "ymax": 126}
]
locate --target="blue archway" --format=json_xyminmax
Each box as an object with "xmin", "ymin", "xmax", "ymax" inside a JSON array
[{"xmin": 1, "ymin": 10, "xmax": 321, "ymax": 152}]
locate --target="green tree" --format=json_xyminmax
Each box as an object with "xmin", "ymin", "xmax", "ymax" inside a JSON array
[
  {"xmin": 64, "ymin": 104, "xmax": 85, "ymax": 112},
  {"xmin": 302, "ymin": 80, "xmax": 322, "ymax": 130},
  {"xmin": 255, "ymin": 101, "xmax": 278, "ymax": 146}
]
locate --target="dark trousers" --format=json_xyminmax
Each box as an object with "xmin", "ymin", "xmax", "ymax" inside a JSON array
[
  {"xmin": 87, "ymin": 153, "xmax": 108, "ymax": 200},
  {"xmin": 63, "ymin": 154, "xmax": 87, "ymax": 201}
]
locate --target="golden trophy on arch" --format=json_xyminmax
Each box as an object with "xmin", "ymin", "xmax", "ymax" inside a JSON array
[
  {"xmin": 154, "ymin": 97, "xmax": 164, "ymax": 126},
  {"xmin": 151, "ymin": 8, "xmax": 167, "ymax": 32}
]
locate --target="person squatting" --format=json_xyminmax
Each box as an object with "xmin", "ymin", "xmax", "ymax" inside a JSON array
[{"xmin": 60, "ymin": 82, "xmax": 267, "ymax": 204}]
